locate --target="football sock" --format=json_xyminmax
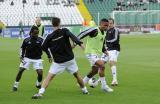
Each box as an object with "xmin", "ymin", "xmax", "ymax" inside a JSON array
[
  {"xmin": 14, "ymin": 81, "xmax": 19, "ymax": 88},
  {"xmin": 83, "ymin": 76, "xmax": 90, "ymax": 85},
  {"xmin": 39, "ymin": 87, "xmax": 45, "ymax": 94},
  {"xmin": 100, "ymin": 77, "xmax": 107, "ymax": 88},
  {"xmin": 111, "ymin": 66, "xmax": 117, "ymax": 81}
]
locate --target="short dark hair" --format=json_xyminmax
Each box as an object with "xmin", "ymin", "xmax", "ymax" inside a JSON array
[
  {"xmin": 108, "ymin": 18, "xmax": 114, "ymax": 24},
  {"xmin": 52, "ymin": 17, "xmax": 60, "ymax": 27},
  {"xmin": 100, "ymin": 18, "xmax": 109, "ymax": 23},
  {"xmin": 30, "ymin": 26, "xmax": 39, "ymax": 33}
]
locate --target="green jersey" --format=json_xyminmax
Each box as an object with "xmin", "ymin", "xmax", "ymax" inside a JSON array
[{"xmin": 78, "ymin": 27, "xmax": 106, "ymax": 56}]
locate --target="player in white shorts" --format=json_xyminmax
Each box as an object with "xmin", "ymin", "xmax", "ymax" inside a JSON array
[
  {"xmin": 77, "ymin": 19, "xmax": 113, "ymax": 93},
  {"xmin": 12, "ymin": 26, "xmax": 52, "ymax": 91},
  {"xmin": 103, "ymin": 18, "xmax": 121, "ymax": 86},
  {"xmin": 32, "ymin": 17, "xmax": 88, "ymax": 99}
]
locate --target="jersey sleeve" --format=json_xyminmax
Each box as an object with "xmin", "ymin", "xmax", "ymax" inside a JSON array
[
  {"xmin": 41, "ymin": 35, "xmax": 52, "ymax": 58},
  {"xmin": 20, "ymin": 39, "xmax": 27, "ymax": 58},
  {"xmin": 64, "ymin": 28, "xmax": 83, "ymax": 46},
  {"xmin": 77, "ymin": 27, "xmax": 98, "ymax": 39}
]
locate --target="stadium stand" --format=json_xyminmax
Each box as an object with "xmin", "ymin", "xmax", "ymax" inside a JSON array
[
  {"xmin": 84, "ymin": 0, "xmax": 160, "ymax": 25},
  {"xmin": 0, "ymin": 0, "xmax": 83, "ymax": 26}
]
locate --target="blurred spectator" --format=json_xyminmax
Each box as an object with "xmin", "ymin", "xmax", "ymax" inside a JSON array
[
  {"xmin": 87, "ymin": 0, "xmax": 95, "ymax": 3},
  {"xmin": 99, "ymin": 0, "xmax": 103, "ymax": 3},
  {"xmin": 0, "ymin": 20, "xmax": 5, "ymax": 37}
]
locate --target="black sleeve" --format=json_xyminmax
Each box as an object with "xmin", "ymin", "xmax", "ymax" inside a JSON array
[
  {"xmin": 102, "ymin": 39, "xmax": 107, "ymax": 53},
  {"xmin": 20, "ymin": 40, "xmax": 27, "ymax": 58},
  {"xmin": 41, "ymin": 35, "xmax": 52, "ymax": 58},
  {"xmin": 64, "ymin": 28, "xmax": 83, "ymax": 46},
  {"xmin": 77, "ymin": 27, "xmax": 98, "ymax": 39},
  {"xmin": 42, "ymin": 25, "xmax": 45, "ymax": 36}
]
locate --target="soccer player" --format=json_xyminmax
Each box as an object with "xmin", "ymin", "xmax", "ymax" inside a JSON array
[
  {"xmin": 32, "ymin": 17, "xmax": 88, "ymax": 99},
  {"xmin": 12, "ymin": 26, "xmax": 51, "ymax": 91},
  {"xmin": 30, "ymin": 17, "xmax": 45, "ymax": 37},
  {"xmin": 103, "ymin": 18, "xmax": 120, "ymax": 86},
  {"xmin": 77, "ymin": 18, "xmax": 113, "ymax": 92}
]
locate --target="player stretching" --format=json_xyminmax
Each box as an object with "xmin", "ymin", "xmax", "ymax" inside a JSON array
[
  {"xmin": 77, "ymin": 18, "xmax": 113, "ymax": 92},
  {"xmin": 12, "ymin": 26, "xmax": 51, "ymax": 91},
  {"xmin": 32, "ymin": 17, "xmax": 88, "ymax": 99}
]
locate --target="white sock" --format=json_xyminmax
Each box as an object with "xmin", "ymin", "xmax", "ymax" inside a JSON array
[
  {"xmin": 14, "ymin": 81, "xmax": 19, "ymax": 88},
  {"xmin": 38, "ymin": 87, "xmax": 45, "ymax": 94},
  {"xmin": 99, "ymin": 77, "xmax": 107, "ymax": 88},
  {"xmin": 81, "ymin": 87, "xmax": 88, "ymax": 93},
  {"xmin": 36, "ymin": 81, "xmax": 41, "ymax": 86},
  {"xmin": 111, "ymin": 66, "xmax": 117, "ymax": 81},
  {"xmin": 83, "ymin": 76, "xmax": 90, "ymax": 85}
]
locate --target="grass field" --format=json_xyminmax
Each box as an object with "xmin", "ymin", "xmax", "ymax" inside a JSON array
[{"xmin": 0, "ymin": 34, "xmax": 160, "ymax": 104}]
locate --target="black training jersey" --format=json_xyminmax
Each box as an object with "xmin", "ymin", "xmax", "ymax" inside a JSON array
[
  {"xmin": 105, "ymin": 27, "xmax": 120, "ymax": 51},
  {"xmin": 20, "ymin": 36, "xmax": 51, "ymax": 59},
  {"xmin": 42, "ymin": 28, "xmax": 83, "ymax": 63}
]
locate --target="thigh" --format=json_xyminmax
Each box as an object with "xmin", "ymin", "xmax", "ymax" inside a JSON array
[
  {"xmin": 86, "ymin": 54, "xmax": 100, "ymax": 66},
  {"xmin": 33, "ymin": 60, "xmax": 43, "ymax": 70},
  {"xmin": 108, "ymin": 50, "xmax": 118, "ymax": 62},
  {"xmin": 101, "ymin": 53, "xmax": 109, "ymax": 63},
  {"xmin": 66, "ymin": 59, "xmax": 78, "ymax": 74},
  {"xmin": 19, "ymin": 58, "xmax": 31, "ymax": 69},
  {"xmin": 49, "ymin": 62, "xmax": 66, "ymax": 75}
]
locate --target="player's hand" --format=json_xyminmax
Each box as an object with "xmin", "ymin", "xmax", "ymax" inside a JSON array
[
  {"xmin": 48, "ymin": 58, "xmax": 53, "ymax": 63},
  {"xmin": 80, "ymin": 43, "xmax": 85, "ymax": 50},
  {"xmin": 20, "ymin": 57, "xmax": 24, "ymax": 63}
]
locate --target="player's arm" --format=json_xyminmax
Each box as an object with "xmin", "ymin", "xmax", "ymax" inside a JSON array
[
  {"xmin": 77, "ymin": 27, "xmax": 98, "ymax": 40},
  {"xmin": 41, "ymin": 35, "xmax": 52, "ymax": 62},
  {"xmin": 20, "ymin": 40, "xmax": 26, "ymax": 62},
  {"xmin": 65, "ymin": 28, "xmax": 85, "ymax": 50},
  {"xmin": 107, "ymin": 28, "xmax": 119, "ymax": 43},
  {"xmin": 102, "ymin": 39, "xmax": 109, "ymax": 55}
]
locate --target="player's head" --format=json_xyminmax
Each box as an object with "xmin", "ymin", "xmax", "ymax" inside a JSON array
[
  {"xmin": 52, "ymin": 17, "xmax": 60, "ymax": 27},
  {"xmin": 99, "ymin": 18, "xmax": 109, "ymax": 31},
  {"xmin": 35, "ymin": 17, "xmax": 41, "ymax": 26},
  {"xmin": 30, "ymin": 26, "xmax": 39, "ymax": 37},
  {"xmin": 108, "ymin": 18, "xmax": 114, "ymax": 28}
]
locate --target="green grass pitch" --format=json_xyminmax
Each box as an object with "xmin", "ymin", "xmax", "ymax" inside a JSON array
[{"xmin": 0, "ymin": 34, "xmax": 160, "ymax": 104}]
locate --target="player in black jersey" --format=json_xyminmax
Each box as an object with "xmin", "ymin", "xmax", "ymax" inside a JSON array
[
  {"xmin": 12, "ymin": 26, "xmax": 51, "ymax": 91},
  {"xmin": 32, "ymin": 17, "xmax": 88, "ymax": 99}
]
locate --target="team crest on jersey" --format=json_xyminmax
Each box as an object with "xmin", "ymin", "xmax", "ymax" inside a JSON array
[
  {"xmin": 28, "ymin": 41, "xmax": 31, "ymax": 44},
  {"xmin": 36, "ymin": 41, "xmax": 40, "ymax": 43}
]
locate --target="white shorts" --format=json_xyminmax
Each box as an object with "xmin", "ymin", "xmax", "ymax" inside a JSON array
[
  {"xmin": 86, "ymin": 54, "xmax": 107, "ymax": 66},
  {"xmin": 102, "ymin": 50, "xmax": 120, "ymax": 62},
  {"xmin": 19, "ymin": 57, "xmax": 43, "ymax": 70},
  {"xmin": 49, "ymin": 58, "xmax": 78, "ymax": 75}
]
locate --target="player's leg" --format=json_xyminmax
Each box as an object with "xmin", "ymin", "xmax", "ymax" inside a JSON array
[
  {"xmin": 32, "ymin": 72, "xmax": 56, "ymax": 99},
  {"xmin": 13, "ymin": 67, "xmax": 26, "ymax": 91},
  {"xmin": 83, "ymin": 65, "xmax": 99, "ymax": 85},
  {"xmin": 83, "ymin": 54, "xmax": 99, "ymax": 85},
  {"xmin": 32, "ymin": 62, "xmax": 65, "ymax": 99},
  {"xmin": 13, "ymin": 59, "xmax": 30, "ymax": 91},
  {"xmin": 108, "ymin": 50, "xmax": 119, "ymax": 86},
  {"xmin": 96, "ymin": 60, "xmax": 113, "ymax": 92},
  {"xmin": 73, "ymin": 72, "xmax": 89, "ymax": 94},
  {"xmin": 33, "ymin": 60, "xmax": 44, "ymax": 88},
  {"xmin": 66, "ymin": 59, "xmax": 89, "ymax": 94},
  {"xmin": 36, "ymin": 69, "xmax": 43, "ymax": 88}
]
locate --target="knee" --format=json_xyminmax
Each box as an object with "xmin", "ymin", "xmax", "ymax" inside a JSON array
[{"xmin": 37, "ymin": 70, "xmax": 43, "ymax": 75}]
